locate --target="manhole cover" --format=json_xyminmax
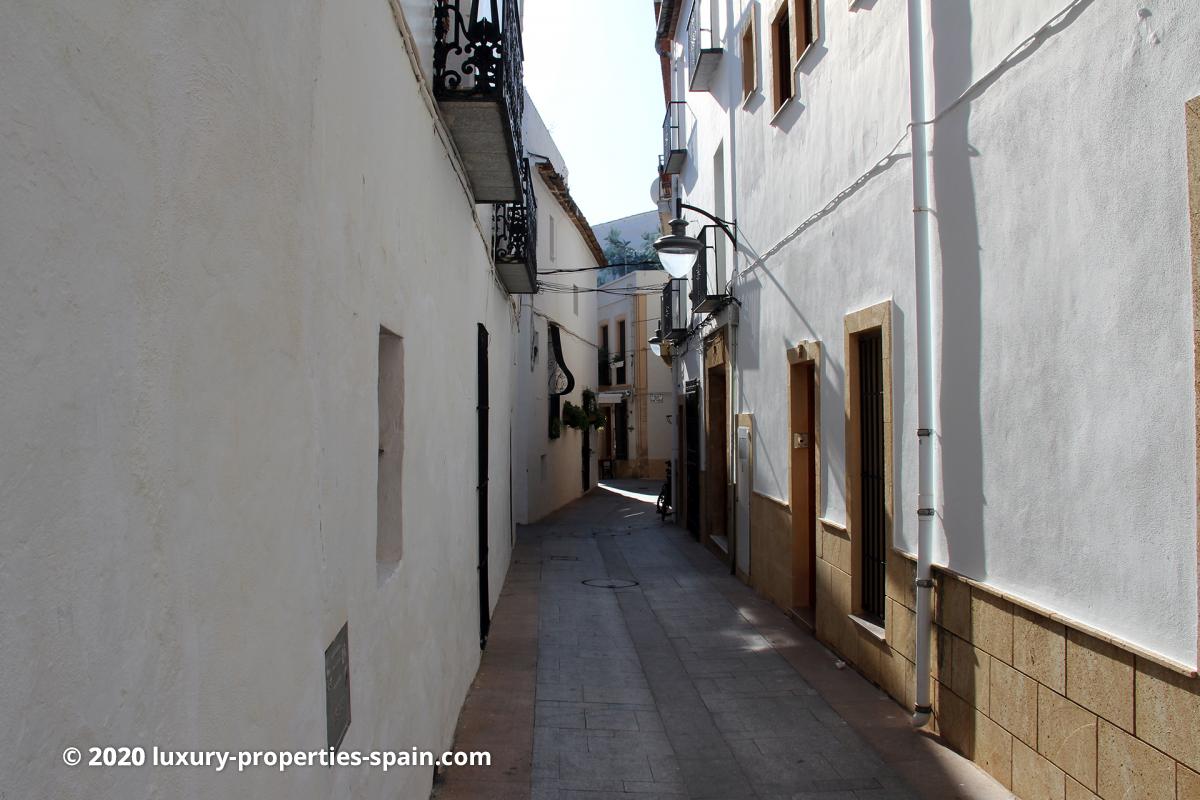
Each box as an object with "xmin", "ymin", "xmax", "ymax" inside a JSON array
[
  {"xmin": 549, "ymin": 555, "xmax": 579, "ymax": 561},
  {"xmin": 582, "ymin": 578, "xmax": 639, "ymax": 589}
]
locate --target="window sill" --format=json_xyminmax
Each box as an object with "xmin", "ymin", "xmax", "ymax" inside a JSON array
[
  {"xmin": 793, "ymin": 41, "xmax": 817, "ymax": 71},
  {"xmin": 848, "ymin": 613, "xmax": 886, "ymax": 642},
  {"xmin": 769, "ymin": 97, "xmax": 796, "ymax": 126}
]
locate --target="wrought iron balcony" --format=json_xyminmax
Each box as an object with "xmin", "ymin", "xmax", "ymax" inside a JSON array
[
  {"xmin": 687, "ymin": 2, "xmax": 723, "ymax": 92},
  {"xmin": 662, "ymin": 278, "xmax": 689, "ymax": 342},
  {"xmin": 433, "ymin": 0, "xmax": 525, "ymax": 203},
  {"xmin": 661, "ymin": 101, "xmax": 687, "ymax": 176},
  {"xmin": 493, "ymin": 159, "xmax": 537, "ymax": 293},
  {"xmin": 597, "ymin": 353, "xmax": 612, "ymax": 387},
  {"xmin": 688, "ymin": 229, "xmax": 727, "ymax": 313}
]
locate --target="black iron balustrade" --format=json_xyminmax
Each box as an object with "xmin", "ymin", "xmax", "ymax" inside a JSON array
[
  {"xmin": 598, "ymin": 352, "xmax": 612, "ymax": 387},
  {"xmin": 688, "ymin": 228, "xmax": 708, "ymax": 311},
  {"xmin": 686, "ymin": 2, "xmax": 723, "ymax": 92},
  {"xmin": 493, "ymin": 159, "xmax": 537, "ymax": 293},
  {"xmin": 688, "ymin": 228, "xmax": 725, "ymax": 313},
  {"xmin": 661, "ymin": 101, "xmax": 687, "ymax": 175},
  {"xmin": 433, "ymin": 0, "xmax": 525, "ymax": 203},
  {"xmin": 662, "ymin": 278, "xmax": 689, "ymax": 342}
]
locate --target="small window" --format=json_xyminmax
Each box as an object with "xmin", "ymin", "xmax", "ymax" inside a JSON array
[
  {"xmin": 771, "ymin": 4, "xmax": 793, "ymax": 112},
  {"xmin": 377, "ymin": 327, "xmax": 404, "ymax": 569},
  {"xmin": 573, "ymin": 284, "xmax": 579, "ymax": 315},
  {"xmin": 599, "ymin": 324, "xmax": 611, "ymax": 386},
  {"xmin": 740, "ymin": 19, "xmax": 757, "ymax": 100},
  {"xmin": 548, "ymin": 215, "xmax": 557, "ymax": 262},
  {"xmin": 793, "ymin": 0, "xmax": 819, "ymax": 60}
]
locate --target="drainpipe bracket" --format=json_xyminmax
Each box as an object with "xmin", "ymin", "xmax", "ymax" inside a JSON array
[
  {"xmin": 915, "ymin": 578, "xmax": 934, "ymax": 589},
  {"xmin": 917, "ymin": 508, "xmax": 935, "ymax": 517},
  {"xmin": 916, "ymin": 428, "xmax": 933, "ymax": 437}
]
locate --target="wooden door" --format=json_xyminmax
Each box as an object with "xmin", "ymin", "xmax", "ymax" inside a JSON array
[{"xmin": 790, "ymin": 361, "xmax": 816, "ymax": 612}]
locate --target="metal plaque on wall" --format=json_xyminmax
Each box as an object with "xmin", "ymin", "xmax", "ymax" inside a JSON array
[{"xmin": 325, "ymin": 622, "xmax": 351, "ymax": 750}]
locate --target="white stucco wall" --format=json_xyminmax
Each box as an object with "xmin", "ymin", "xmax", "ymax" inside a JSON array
[
  {"xmin": 0, "ymin": 2, "xmax": 520, "ymax": 797},
  {"xmin": 512, "ymin": 99, "xmax": 602, "ymax": 523},
  {"xmin": 671, "ymin": 0, "xmax": 1200, "ymax": 666}
]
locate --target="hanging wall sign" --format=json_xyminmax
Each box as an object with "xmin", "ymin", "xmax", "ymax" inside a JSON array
[{"xmin": 547, "ymin": 324, "xmax": 575, "ymax": 397}]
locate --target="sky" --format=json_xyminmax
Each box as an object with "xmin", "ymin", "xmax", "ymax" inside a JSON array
[{"xmin": 522, "ymin": 0, "xmax": 665, "ymax": 226}]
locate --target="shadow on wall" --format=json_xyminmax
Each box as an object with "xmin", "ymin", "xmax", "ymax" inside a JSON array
[
  {"xmin": 931, "ymin": 0, "xmax": 1097, "ymax": 582},
  {"xmin": 932, "ymin": 0, "xmax": 986, "ymax": 581},
  {"xmin": 773, "ymin": 97, "xmax": 806, "ymax": 133}
]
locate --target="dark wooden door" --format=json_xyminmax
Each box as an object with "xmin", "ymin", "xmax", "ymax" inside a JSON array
[
  {"xmin": 477, "ymin": 324, "xmax": 490, "ymax": 649},
  {"xmin": 790, "ymin": 361, "xmax": 817, "ymax": 613},
  {"xmin": 685, "ymin": 383, "xmax": 701, "ymax": 540}
]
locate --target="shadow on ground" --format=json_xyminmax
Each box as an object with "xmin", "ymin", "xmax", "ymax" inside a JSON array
[{"xmin": 435, "ymin": 482, "xmax": 1010, "ymax": 800}]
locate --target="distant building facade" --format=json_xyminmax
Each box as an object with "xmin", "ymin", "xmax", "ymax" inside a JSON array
[
  {"xmin": 596, "ymin": 269, "xmax": 675, "ymax": 481},
  {"xmin": 593, "ymin": 209, "xmax": 662, "ymax": 285}
]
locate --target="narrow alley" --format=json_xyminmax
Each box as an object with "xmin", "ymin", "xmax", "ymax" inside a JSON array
[{"xmin": 436, "ymin": 483, "xmax": 1010, "ymax": 800}]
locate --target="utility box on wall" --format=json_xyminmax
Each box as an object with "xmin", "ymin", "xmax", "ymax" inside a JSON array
[
  {"xmin": 325, "ymin": 623, "xmax": 351, "ymax": 750},
  {"xmin": 735, "ymin": 414, "xmax": 753, "ymax": 579}
]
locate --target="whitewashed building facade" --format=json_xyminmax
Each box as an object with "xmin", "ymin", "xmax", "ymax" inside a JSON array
[
  {"xmin": 513, "ymin": 99, "xmax": 606, "ymax": 523},
  {"xmin": 0, "ymin": 1, "xmax": 540, "ymax": 798},
  {"xmin": 654, "ymin": 0, "xmax": 1200, "ymax": 795}
]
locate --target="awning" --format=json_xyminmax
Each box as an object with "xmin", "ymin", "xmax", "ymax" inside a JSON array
[{"xmin": 596, "ymin": 391, "xmax": 630, "ymax": 405}]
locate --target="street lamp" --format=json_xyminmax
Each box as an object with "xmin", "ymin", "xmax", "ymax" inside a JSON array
[
  {"xmin": 648, "ymin": 324, "xmax": 664, "ymax": 357},
  {"xmin": 652, "ymin": 218, "xmax": 704, "ymax": 278},
  {"xmin": 652, "ymin": 202, "xmax": 738, "ymax": 279}
]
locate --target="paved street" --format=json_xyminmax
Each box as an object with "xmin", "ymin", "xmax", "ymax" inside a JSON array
[{"xmin": 437, "ymin": 483, "xmax": 1012, "ymax": 800}]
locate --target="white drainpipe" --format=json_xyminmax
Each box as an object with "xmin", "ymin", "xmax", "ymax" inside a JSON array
[{"xmin": 907, "ymin": 0, "xmax": 937, "ymax": 729}]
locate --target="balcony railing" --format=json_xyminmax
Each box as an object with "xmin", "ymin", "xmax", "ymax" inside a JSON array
[
  {"xmin": 662, "ymin": 278, "xmax": 689, "ymax": 342},
  {"xmin": 493, "ymin": 159, "xmax": 537, "ymax": 293},
  {"xmin": 687, "ymin": 2, "xmax": 723, "ymax": 92},
  {"xmin": 661, "ymin": 101, "xmax": 687, "ymax": 176},
  {"xmin": 689, "ymin": 228, "xmax": 726, "ymax": 313},
  {"xmin": 597, "ymin": 354, "xmax": 612, "ymax": 387},
  {"xmin": 433, "ymin": 0, "xmax": 525, "ymax": 203}
]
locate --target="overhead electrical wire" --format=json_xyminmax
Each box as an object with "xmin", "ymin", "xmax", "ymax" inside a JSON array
[{"xmin": 537, "ymin": 260, "xmax": 661, "ymax": 275}]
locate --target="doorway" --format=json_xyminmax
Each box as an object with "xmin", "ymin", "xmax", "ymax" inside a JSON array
[
  {"xmin": 476, "ymin": 324, "xmax": 490, "ymax": 650},
  {"xmin": 581, "ymin": 428, "xmax": 591, "ymax": 492},
  {"xmin": 684, "ymin": 382, "xmax": 701, "ymax": 540},
  {"xmin": 615, "ymin": 400, "xmax": 629, "ymax": 461},
  {"xmin": 706, "ymin": 364, "xmax": 729, "ymax": 556},
  {"xmin": 789, "ymin": 360, "xmax": 817, "ymax": 620}
]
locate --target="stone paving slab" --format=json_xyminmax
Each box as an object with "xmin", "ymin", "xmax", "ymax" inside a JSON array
[{"xmin": 439, "ymin": 482, "xmax": 1015, "ymax": 800}]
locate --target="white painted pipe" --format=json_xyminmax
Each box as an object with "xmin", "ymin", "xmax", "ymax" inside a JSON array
[
  {"xmin": 729, "ymin": 307, "xmax": 739, "ymax": 576},
  {"xmin": 906, "ymin": 0, "xmax": 937, "ymax": 729}
]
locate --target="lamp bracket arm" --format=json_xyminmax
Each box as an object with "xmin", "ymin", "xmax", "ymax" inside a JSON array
[{"xmin": 678, "ymin": 202, "xmax": 737, "ymax": 249}]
